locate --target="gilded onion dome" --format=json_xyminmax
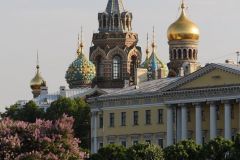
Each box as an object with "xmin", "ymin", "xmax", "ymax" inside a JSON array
[
  {"xmin": 65, "ymin": 34, "xmax": 96, "ymax": 89},
  {"xmin": 30, "ymin": 56, "xmax": 46, "ymax": 90},
  {"xmin": 167, "ymin": 1, "xmax": 200, "ymax": 41}
]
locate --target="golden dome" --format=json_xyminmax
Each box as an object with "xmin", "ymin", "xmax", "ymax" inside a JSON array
[
  {"xmin": 30, "ymin": 65, "xmax": 46, "ymax": 90},
  {"xmin": 167, "ymin": 2, "xmax": 200, "ymax": 41}
]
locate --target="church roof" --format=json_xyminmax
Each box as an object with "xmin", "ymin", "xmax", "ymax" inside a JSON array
[{"xmin": 106, "ymin": 0, "xmax": 125, "ymax": 13}]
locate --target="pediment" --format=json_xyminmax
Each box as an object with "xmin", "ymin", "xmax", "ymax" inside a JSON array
[{"xmin": 161, "ymin": 63, "xmax": 240, "ymax": 91}]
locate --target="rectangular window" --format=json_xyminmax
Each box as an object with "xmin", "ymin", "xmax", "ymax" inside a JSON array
[
  {"xmin": 99, "ymin": 142, "xmax": 103, "ymax": 149},
  {"xmin": 99, "ymin": 114, "xmax": 103, "ymax": 128},
  {"xmin": 187, "ymin": 109, "xmax": 191, "ymax": 122},
  {"xmin": 158, "ymin": 139, "xmax": 164, "ymax": 148},
  {"xmin": 145, "ymin": 140, "xmax": 151, "ymax": 144},
  {"xmin": 145, "ymin": 110, "xmax": 151, "ymax": 125},
  {"xmin": 202, "ymin": 109, "xmax": 205, "ymax": 121},
  {"xmin": 109, "ymin": 113, "xmax": 115, "ymax": 127},
  {"xmin": 121, "ymin": 112, "xmax": 126, "ymax": 126},
  {"xmin": 121, "ymin": 141, "xmax": 127, "ymax": 147},
  {"xmin": 231, "ymin": 105, "xmax": 234, "ymax": 119},
  {"xmin": 133, "ymin": 111, "xmax": 139, "ymax": 126},
  {"xmin": 133, "ymin": 140, "xmax": 138, "ymax": 145},
  {"xmin": 216, "ymin": 106, "xmax": 220, "ymax": 120},
  {"xmin": 158, "ymin": 109, "xmax": 164, "ymax": 124},
  {"xmin": 173, "ymin": 109, "xmax": 176, "ymax": 123}
]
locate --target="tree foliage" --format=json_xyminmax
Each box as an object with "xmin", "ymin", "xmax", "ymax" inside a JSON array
[
  {"xmin": 201, "ymin": 137, "xmax": 233, "ymax": 160},
  {"xmin": 0, "ymin": 114, "xmax": 86, "ymax": 160},
  {"xmin": 1, "ymin": 97, "xmax": 91, "ymax": 150},
  {"xmin": 164, "ymin": 140, "xmax": 202, "ymax": 160},
  {"xmin": 127, "ymin": 143, "xmax": 164, "ymax": 160}
]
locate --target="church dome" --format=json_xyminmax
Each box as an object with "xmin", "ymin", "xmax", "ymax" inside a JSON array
[
  {"xmin": 65, "ymin": 39, "xmax": 96, "ymax": 89},
  {"xmin": 167, "ymin": 2, "xmax": 200, "ymax": 41},
  {"xmin": 30, "ymin": 65, "xmax": 46, "ymax": 90}
]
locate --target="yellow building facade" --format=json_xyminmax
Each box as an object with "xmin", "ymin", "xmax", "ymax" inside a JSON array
[{"xmin": 89, "ymin": 63, "xmax": 240, "ymax": 153}]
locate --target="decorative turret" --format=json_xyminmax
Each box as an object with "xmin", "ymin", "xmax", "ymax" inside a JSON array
[
  {"xmin": 141, "ymin": 28, "xmax": 168, "ymax": 80},
  {"xmin": 30, "ymin": 53, "xmax": 47, "ymax": 98},
  {"xmin": 98, "ymin": 0, "xmax": 132, "ymax": 32},
  {"xmin": 65, "ymin": 29, "xmax": 96, "ymax": 89},
  {"xmin": 90, "ymin": 0, "xmax": 142, "ymax": 88},
  {"xmin": 167, "ymin": 0, "xmax": 200, "ymax": 77}
]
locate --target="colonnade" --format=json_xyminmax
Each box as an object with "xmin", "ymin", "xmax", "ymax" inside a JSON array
[{"xmin": 167, "ymin": 100, "xmax": 236, "ymax": 146}]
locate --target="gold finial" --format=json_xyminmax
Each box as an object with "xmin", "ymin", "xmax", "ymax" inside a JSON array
[
  {"xmin": 152, "ymin": 26, "xmax": 156, "ymax": 49},
  {"xmin": 36, "ymin": 50, "xmax": 39, "ymax": 70},
  {"xmin": 146, "ymin": 33, "xmax": 150, "ymax": 56},
  {"xmin": 77, "ymin": 26, "xmax": 84, "ymax": 56}
]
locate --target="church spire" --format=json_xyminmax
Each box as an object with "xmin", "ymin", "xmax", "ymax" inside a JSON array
[
  {"xmin": 106, "ymin": 0, "xmax": 125, "ymax": 14},
  {"xmin": 77, "ymin": 27, "xmax": 84, "ymax": 56}
]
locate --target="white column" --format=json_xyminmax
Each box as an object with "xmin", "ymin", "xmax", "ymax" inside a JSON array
[
  {"xmin": 224, "ymin": 101, "xmax": 231, "ymax": 140},
  {"xmin": 176, "ymin": 107, "xmax": 182, "ymax": 142},
  {"xmin": 93, "ymin": 112, "xmax": 98, "ymax": 153},
  {"xmin": 91, "ymin": 112, "xmax": 94, "ymax": 153},
  {"xmin": 181, "ymin": 105, "xmax": 187, "ymax": 140},
  {"xmin": 195, "ymin": 103, "xmax": 202, "ymax": 144},
  {"xmin": 210, "ymin": 103, "xmax": 217, "ymax": 139},
  {"xmin": 167, "ymin": 106, "xmax": 174, "ymax": 146}
]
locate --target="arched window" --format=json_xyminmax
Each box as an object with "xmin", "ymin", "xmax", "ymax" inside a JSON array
[
  {"xmin": 96, "ymin": 55, "xmax": 104, "ymax": 78},
  {"xmin": 189, "ymin": 49, "xmax": 193, "ymax": 59},
  {"xmin": 126, "ymin": 15, "xmax": 130, "ymax": 30},
  {"xmin": 103, "ymin": 15, "xmax": 107, "ymax": 28},
  {"xmin": 183, "ymin": 49, "xmax": 187, "ymax": 59},
  {"xmin": 174, "ymin": 49, "xmax": 177, "ymax": 59},
  {"xmin": 112, "ymin": 56, "xmax": 121, "ymax": 79},
  {"xmin": 130, "ymin": 55, "xmax": 137, "ymax": 82},
  {"xmin": 178, "ymin": 49, "xmax": 182, "ymax": 59},
  {"xmin": 114, "ymin": 14, "xmax": 119, "ymax": 28}
]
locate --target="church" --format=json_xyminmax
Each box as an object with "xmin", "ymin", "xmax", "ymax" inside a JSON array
[{"xmin": 22, "ymin": 0, "xmax": 240, "ymax": 154}]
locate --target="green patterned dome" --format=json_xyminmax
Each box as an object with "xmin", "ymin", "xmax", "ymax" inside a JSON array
[{"xmin": 65, "ymin": 41, "xmax": 96, "ymax": 89}]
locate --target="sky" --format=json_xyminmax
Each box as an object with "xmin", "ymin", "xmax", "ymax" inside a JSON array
[{"xmin": 0, "ymin": 0, "xmax": 240, "ymax": 111}]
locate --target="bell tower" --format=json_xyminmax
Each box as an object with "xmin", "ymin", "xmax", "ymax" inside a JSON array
[
  {"xmin": 90, "ymin": 0, "xmax": 142, "ymax": 88},
  {"xmin": 167, "ymin": 1, "xmax": 201, "ymax": 77}
]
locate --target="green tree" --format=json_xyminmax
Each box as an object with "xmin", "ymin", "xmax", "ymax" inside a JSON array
[
  {"xmin": 127, "ymin": 143, "xmax": 164, "ymax": 160},
  {"xmin": 91, "ymin": 144, "xmax": 127, "ymax": 160},
  {"xmin": 1, "ymin": 101, "xmax": 44, "ymax": 123},
  {"xmin": 229, "ymin": 133, "xmax": 240, "ymax": 160},
  {"xmin": 202, "ymin": 137, "xmax": 233, "ymax": 160},
  {"xmin": 45, "ymin": 97, "xmax": 91, "ymax": 149},
  {"xmin": 164, "ymin": 140, "xmax": 202, "ymax": 160}
]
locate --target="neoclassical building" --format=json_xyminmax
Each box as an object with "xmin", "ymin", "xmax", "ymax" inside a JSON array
[{"xmin": 89, "ymin": 63, "xmax": 240, "ymax": 153}]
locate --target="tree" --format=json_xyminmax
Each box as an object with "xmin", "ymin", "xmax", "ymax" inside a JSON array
[
  {"xmin": 0, "ymin": 115, "xmax": 86, "ymax": 160},
  {"xmin": 90, "ymin": 144, "xmax": 127, "ymax": 160},
  {"xmin": 164, "ymin": 140, "xmax": 202, "ymax": 160},
  {"xmin": 127, "ymin": 143, "xmax": 164, "ymax": 160},
  {"xmin": 45, "ymin": 97, "xmax": 91, "ymax": 149},
  {"xmin": 201, "ymin": 137, "xmax": 233, "ymax": 160},
  {"xmin": 228, "ymin": 133, "xmax": 240, "ymax": 160},
  {"xmin": 1, "ymin": 101, "xmax": 44, "ymax": 123}
]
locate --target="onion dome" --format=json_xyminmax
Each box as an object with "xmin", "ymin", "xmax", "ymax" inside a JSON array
[
  {"xmin": 141, "ymin": 30, "xmax": 168, "ymax": 79},
  {"xmin": 167, "ymin": 1, "xmax": 200, "ymax": 41},
  {"xmin": 149, "ymin": 42, "xmax": 169, "ymax": 78},
  {"xmin": 30, "ymin": 54, "xmax": 47, "ymax": 98},
  {"xmin": 65, "ymin": 34, "xmax": 96, "ymax": 89}
]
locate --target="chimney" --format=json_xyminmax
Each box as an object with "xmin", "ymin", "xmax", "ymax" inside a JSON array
[
  {"xmin": 60, "ymin": 86, "xmax": 66, "ymax": 97},
  {"xmin": 225, "ymin": 59, "xmax": 235, "ymax": 64}
]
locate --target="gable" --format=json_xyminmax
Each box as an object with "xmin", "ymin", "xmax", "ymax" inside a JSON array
[{"xmin": 179, "ymin": 68, "xmax": 240, "ymax": 89}]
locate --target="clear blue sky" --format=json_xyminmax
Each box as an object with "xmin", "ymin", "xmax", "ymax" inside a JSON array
[{"xmin": 0, "ymin": 0, "xmax": 240, "ymax": 110}]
